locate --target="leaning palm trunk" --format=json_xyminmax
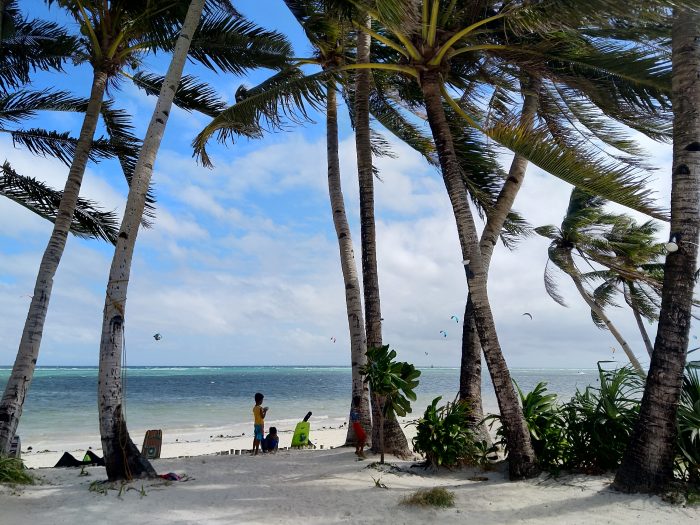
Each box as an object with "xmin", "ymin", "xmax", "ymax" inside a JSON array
[
  {"xmin": 326, "ymin": 84, "xmax": 371, "ymax": 446},
  {"xmin": 0, "ymin": 70, "xmax": 108, "ymax": 454},
  {"xmin": 460, "ymin": 79, "xmax": 540, "ymax": 438},
  {"xmin": 97, "ymin": 0, "xmax": 204, "ymax": 481},
  {"xmin": 614, "ymin": 8, "xmax": 700, "ymax": 493},
  {"xmin": 353, "ymin": 16, "xmax": 409, "ymax": 455},
  {"xmin": 563, "ymin": 252, "xmax": 645, "ymax": 375},
  {"xmin": 627, "ymin": 283, "xmax": 654, "ymax": 358},
  {"xmin": 420, "ymin": 70, "xmax": 537, "ymax": 479}
]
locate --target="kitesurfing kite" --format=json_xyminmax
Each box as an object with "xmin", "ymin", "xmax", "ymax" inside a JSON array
[
  {"xmin": 522, "ymin": 312, "xmax": 533, "ymax": 320},
  {"xmin": 330, "ymin": 337, "xmax": 336, "ymax": 343},
  {"xmin": 439, "ymin": 330, "xmax": 447, "ymax": 338},
  {"xmin": 153, "ymin": 333, "xmax": 162, "ymax": 341},
  {"xmin": 450, "ymin": 315, "xmax": 459, "ymax": 323}
]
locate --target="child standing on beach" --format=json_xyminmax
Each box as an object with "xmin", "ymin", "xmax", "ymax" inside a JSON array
[
  {"xmin": 253, "ymin": 392, "xmax": 268, "ymax": 455},
  {"xmin": 350, "ymin": 396, "xmax": 367, "ymax": 459}
]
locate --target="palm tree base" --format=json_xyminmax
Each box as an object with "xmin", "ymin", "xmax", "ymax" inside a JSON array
[{"xmin": 102, "ymin": 430, "xmax": 157, "ymax": 482}]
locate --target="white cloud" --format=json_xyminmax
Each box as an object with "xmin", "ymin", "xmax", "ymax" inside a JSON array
[{"xmin": 1, "ymin": 112, "xmax": 691, "ymax": 372}]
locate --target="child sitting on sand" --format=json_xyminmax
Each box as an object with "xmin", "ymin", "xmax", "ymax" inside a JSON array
[
  {"xmin": 253, "ymin": 392, "xmax": 268, "ymax": 455},
  {"xmin": 262, "ymin": 427, "xmax": 279, "ymax": 453},
  {"xmin": 350, "ymin": 396, "xmax": 367, "ymax": 459}
]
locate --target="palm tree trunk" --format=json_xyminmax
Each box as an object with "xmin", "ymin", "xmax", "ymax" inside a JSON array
[
  {"xmin": 563, "ymin": 252, "xmax": 645, "ymax": 375},
  {"xmin": 354, "ymin": 15, "xmax": 409, "ymax": 455},
  {"xmin": 420, "ymin": 70, "xmax": 537, "ymax": 480},
  {"xmin": 97, "ymin": 0, "xmax": 204, "ymax": 480},
  {"xmin": 628, "ymin": 283, "xmax": 654, "ymax": 358},
  {"xmin": 0, "ymin": 70, "xmax": 108, "ymax": 454},
  {"xmin": 614, "ymin": 8, "xmax": 700, "ymax": 493},
  {"xmin": 460, "ymin": 78, "xmax": 540, "ymax": 437},
  {"xmin": 326, "ymin": 83, "xmax": 372, "ymax": 446}
]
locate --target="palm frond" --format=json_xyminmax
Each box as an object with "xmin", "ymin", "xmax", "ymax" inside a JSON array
[
  {"xmin": 0, "ymin": 89, "xmax": 93, "ymax": 124},
  {"xmin": 0, "ymin": 9, "xmax": 78, "ymax": 92},
  {"xmin": 194, "ymin": 67, "xmax": 329, "ymax": 166},
  {"xmin": 499, "ymin": 210, "xmax": 533, "ymax": 250},
  {"xmin": 482, "ymin": 119, "xmax": 665, "ymax": 220},
  {"xmin": 543, "ymin": 256, "xmax": 568, "ymax": 307},
  {"xmin": 130, "ymin": 72, "xmax": 228, "ymax": 117},
  {"xmin": 7, "ymin": 128, "xmax": 128, "ymax": 166},
  {"xmin": 0, "ymin": 160, "xmax": 118, "ymax": 243},
  {"xmin": 188, "ymin": 11, "xmax": 292, "ymax": 73}
]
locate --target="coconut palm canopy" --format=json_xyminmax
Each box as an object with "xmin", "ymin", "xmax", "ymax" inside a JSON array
[{"xmin": 0, "ymin": 0, "xmax": 691, "ymax": 375}]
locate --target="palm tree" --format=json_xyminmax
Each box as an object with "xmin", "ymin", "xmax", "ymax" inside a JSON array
[
  {"xmin": 194, "ymin": 0, "xmax": 677, "ymax": 479},
  {"xmin": 614, "ymin": 6, "xmax": 700, "ymax": 494},
  {"xmin": 0, "ymin": 0, "xmax": 291, "ymax": 456},
  {"xmin": 97, "ymin": 1, "xmax": 293, "ymax": 481},
  {"xmin": 535, "ymin": 189, "xmax": 663, "ymax": 375},
  {"xmin": 286, "ymin": 0, "xmax": 373, "ymax": 447},
  {"xmin": 588, "ymin": 218, "xmax": 666, "ymax": 358},
  {"xmin": 97, "ymin": 0, "xmax": 206, "ymax": 481}
]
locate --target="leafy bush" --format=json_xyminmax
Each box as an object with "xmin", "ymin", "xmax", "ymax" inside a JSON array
[
  {"xmin": 360, "ymin": 345, "xmax": 420, "ymax": 463},
  {"xmin": 486, "ymin": 382, "xmax": 567, "ymax": 470},
  {"xmin": 677, "ymin": 365, "xmax": 700, "ymax": 483},
  {"xmin": 411, "ymin": 396, "xmax": 479, "ymax": 469},
  {"xmin": 0, "ymin": 457, "xmax": 34, "ymax": 485},
  {"xmin": 562, "ymin": 365, "xmax": 642, "ymax": 473},
  {"xmin": 401, "ymin": 487, "xmax": 455, "ymax": 508}
]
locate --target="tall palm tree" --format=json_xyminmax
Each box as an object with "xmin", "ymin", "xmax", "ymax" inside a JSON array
[
  {"xmin": 535, "ymin": 189, "xmax": 662, "ymax": 375},
  {"xmin": 193, "ymin": 0, "xmax": 677, "ymax": 479},
  {"xmin": 0, "ymin": 0, "xmax": 292, "ymax": 455},
  {"xmin": 337, "ymin": 0, "xmax": 672, "ymax": 479},
  {"xmin": 97, "ymin": 1, "xmax": 293, "ymax": 481},
  {"xmin": 97, "ymin": 0, "xmax": 206, "ymax": 480},
  {"xmin": 614, "ymin": 5, "xmax": 700, "ymax": 494},
  {"xmin": 283, "ymin": 0, "xmax": 373, "ymax": 448}
]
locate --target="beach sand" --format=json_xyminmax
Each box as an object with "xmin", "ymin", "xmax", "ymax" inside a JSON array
[{"xmin": 2, "ymin": 426, "xmax": 699, "ymax": 524}]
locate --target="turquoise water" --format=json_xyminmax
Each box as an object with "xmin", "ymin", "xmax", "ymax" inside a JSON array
[{"xmin": 0, "ymin": 366, "xmax": 596, "ymax": 446}]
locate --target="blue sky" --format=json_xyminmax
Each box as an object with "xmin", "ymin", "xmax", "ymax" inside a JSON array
[{"xmin": 0, "ymin": 0, "xmax": 685, "ymax": 368}]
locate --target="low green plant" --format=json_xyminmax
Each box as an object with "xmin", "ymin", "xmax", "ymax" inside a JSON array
[
  {"xmin": 360, "ymin": 345, "xmax": 420, "ymax": 463},
  {"xmin": 0, "ymin": 457, "xmax": 34, "ymax": 485},
  {"xmin": 486, "ymin": 381, "xmax": 567, "ymax": 470},
  {"xmin": 401, "ymin": 487, "xmax": 455, "ymax": 508},
  {"xmin": 676, "ymin": 364, "xmax": 700, "ymax": 483},
  {"xmin": 563, "ymin": 364, "xmax": 642, "ymax": 473},
  {"xmin": 411, "ymin": 396, "xmax": 479, "ymax": 469}
]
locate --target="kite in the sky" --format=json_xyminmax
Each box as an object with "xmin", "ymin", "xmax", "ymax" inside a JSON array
[
  {"xmin": 153, "ymin": 333, "xmax": 163, "ymax": 341},
  {"xmin": 439, "ymin": 330, "xmax": 447, "ymax": 338},
  {"xmin": 522, "ymin": 312, "xmax": 533, "ymax": 320},
  {"xmin": 330, "ymin": 337, "xmax": 336, "ymax": 343},
  {"xmin": 451, "ymin": 315, "xmax": 459, "ymax": 323}
]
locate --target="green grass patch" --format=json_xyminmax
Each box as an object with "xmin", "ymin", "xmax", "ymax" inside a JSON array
[
  {"xmin": 401, "ymin": 487, "xmax": 455, "ymax": 508},
  {"xmin": 0, "ymin": 457, "xmax": 34, "ymax": 485}
]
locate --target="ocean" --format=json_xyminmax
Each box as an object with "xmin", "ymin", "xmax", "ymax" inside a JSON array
[{"xmin": 0, "ymin": 366, "xmax": 597, "ymax": 448}]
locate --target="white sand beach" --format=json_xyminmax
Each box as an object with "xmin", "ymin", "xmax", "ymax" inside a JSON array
[{"xmin": 2, "ymin": 425, "xmax": 699, "ymax": 525}]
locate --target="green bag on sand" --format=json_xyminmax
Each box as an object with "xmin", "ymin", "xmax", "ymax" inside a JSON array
[
  {"xmin": 291, "ymin": 421, "xmax": 310, "ymax": 448},
  {"xmin": 291, "ymin": 412, "xmax": 314, "ymax": 448}
]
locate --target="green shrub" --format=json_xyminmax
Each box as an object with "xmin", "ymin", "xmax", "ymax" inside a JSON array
[
  {"xmin": 676, "ymin": 365, "xmax": 700, "ymax": 483},
  {"xmin": 401, "ymin": 487, "xmax": 455, "ymax": 508},
  {"xmin": 0, "ymin": 457, "xmax": 34, "ymax": 485},
  {"xmin": 411, "ymin": 396, "xmax": 479, "ymax": 469},
  {"xmin": 562, "ymin": 365, "xmax": 642, "ymax": 473},
  {"xmin": 486, "ymin": 381, "xmax": 567, "ymax": 471}
]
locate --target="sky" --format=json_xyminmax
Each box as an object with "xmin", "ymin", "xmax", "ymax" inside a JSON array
[{"xmin": 0, "ymin": 0, "xmax": 691, "ymax": 369}]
